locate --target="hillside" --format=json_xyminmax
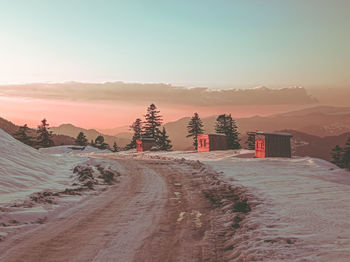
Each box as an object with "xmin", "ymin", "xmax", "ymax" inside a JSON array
[
  {"xmin": 160, "ymin": 105, "xmax": 350, "ymax": 151},
  {"xmin": 237, "ymin": 105, "xmax": 350, "ymax": 137},
  {"xmin": 0, "ymin": 117, "xmax": 75, "ymax": 146},
  {"xmin": 50, "ymin": 124, "xmax": 131, "ymax": 148},
  {"xmin": 0, "ymin": 129, "xmax": 77, "ymax": 204},
  {"xmin": 287, "ymin": 130, "xmax": 350, "ymax": 161}
]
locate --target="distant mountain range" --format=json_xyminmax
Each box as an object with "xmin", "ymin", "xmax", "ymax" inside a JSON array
[
  {"xmin": 49, "ymin": 124, "xmax": 131, "ymax": 148},
  {"xmin": 286, "ymin": 129, "xmax": 350, "ymax": 161},
  {"xmin": 159, "ymin": 105, "xmax": 350, "ymax": 150}
]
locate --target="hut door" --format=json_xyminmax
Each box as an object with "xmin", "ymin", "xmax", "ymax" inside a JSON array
[
  {"xmin": 136, "ymin": 140, "xmax": 143, "ymax": 152},
  {"xmin": 255, "ymin": 139, "xmax": 265, "ymax": 158}
]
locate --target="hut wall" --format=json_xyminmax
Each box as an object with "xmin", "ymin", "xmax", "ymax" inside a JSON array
[
  {"xmin": 142, "ymin": 141, "xmax": 156, "ymax": 151},
  {"xmin": 209, "ymin": 134, "xmax": 228, "ymax": 151},
  {"xmin": 265, "ymin": 135, "xmax": 291, "ymax": 158}
]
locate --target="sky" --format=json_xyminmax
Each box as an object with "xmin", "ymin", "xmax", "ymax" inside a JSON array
[
  {"xmin": 0, "ymin": 0, "xmax": 349, "ymax": 87},
  {"xmin": 0, "ymin": 0, "xmax": 349, "ymax": 129}
]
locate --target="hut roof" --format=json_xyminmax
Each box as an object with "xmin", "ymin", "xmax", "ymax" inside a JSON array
[
  {"xmin": 256, "ymin": 131, "xmax": 293, "ymax": 137},
  {"xmin": 140, "ymin": 137, "xmax": 156, "ymax": 142}
]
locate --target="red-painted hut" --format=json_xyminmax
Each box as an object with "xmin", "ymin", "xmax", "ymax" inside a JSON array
[
  {"xmin": 254, "ymin": 132, "xmax": 292, "ymax": 158},
  {"xmin": 136, "ymin": 138, "xmax": 156, "ymax": 152},
  {"xmin": 197, "ymin": 134, "xmax": 227, "ymax": 152}
]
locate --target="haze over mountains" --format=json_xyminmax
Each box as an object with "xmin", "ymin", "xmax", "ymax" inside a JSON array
[{"xmin": 49, "ymin": 124, "xmax": 131, "ymax": 148}]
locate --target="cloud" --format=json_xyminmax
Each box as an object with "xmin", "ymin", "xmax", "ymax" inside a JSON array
[{"xmin": 0, "ymin": 82, "xmax": 317, "ymax": 106}]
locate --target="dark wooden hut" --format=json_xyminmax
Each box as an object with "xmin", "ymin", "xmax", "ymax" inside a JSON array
[
  {"xmin": 136, "ymin": 138, "xmax": 156, "ymax": 152},
  {"xmin": 254, "ymin": 131, "xmax": 292, "ymax": 158},
  {"xmin": 197, "ymin": 134, "xmax": 227, "ymax": 152}
]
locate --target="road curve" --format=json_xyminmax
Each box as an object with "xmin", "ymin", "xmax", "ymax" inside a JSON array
[{"xmin": 0, "ymin": 158, "xmax": 225, "ymax": 262}]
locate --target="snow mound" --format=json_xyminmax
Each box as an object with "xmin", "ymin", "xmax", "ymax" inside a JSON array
[
  {"xmin": 0, "ymin": 129, "xmax": 79, "ymax": 204},
  {"xmin": 40, "ymin": 145, "xmax": 111, "ymax": 155}
]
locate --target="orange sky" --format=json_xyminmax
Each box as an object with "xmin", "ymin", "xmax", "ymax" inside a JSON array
[{"xmin": 0, "ymin": 96, "xmax": 307, "ymax": 129}]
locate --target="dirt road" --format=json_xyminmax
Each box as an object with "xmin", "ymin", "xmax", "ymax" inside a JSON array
[{"xmin": 0, "ymin": 158, "xmax": 240, "ymax": 262}]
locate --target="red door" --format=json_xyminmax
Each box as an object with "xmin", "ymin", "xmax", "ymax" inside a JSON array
[
  {"xmin": 136, "ymin": 139, "xmax": 143, "ymax": 152},
  {"xmin": 255, "ymin": 139, "xmax": 265, "ymax": 158}
]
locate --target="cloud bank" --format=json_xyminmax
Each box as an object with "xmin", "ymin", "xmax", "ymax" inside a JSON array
[{"xmin": 0, "ymin": 82, "xmax": 317, "ymax": 106}]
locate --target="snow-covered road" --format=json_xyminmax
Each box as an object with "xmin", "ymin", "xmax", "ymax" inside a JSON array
[
  {"xmin": 112, "ymin": 150, "xmax": 350, "ymax": 261},
  {"xmin": 0, "ymin": 158, "xmax": 240, "ymax": 262}
]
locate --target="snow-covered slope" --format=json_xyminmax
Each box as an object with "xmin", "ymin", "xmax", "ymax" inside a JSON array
[
  {"xmin": 40, "ymin": 145, "xmax": 111, "ymax": 155},
  {"xmin": 0, "ymin": 129, "xmax": 79, "ymax": 204}
]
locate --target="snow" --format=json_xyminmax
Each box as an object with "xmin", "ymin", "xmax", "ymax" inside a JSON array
[
  {"xmin": 40, "ymin": 145, "xmax": 111, "ymax": 155},
  {"xmin": 0, "ymin": 129, "xmax": 80, "ymax": 204},
  {"xmin": 0, "ymin": 129, "xmax": 124, "ymax": 244},
  {"xmin": 112, "ymin": 149, "xmax": 350, "ymax": 261},
  {"xmin": 114, "ymin": 149, "xmax": 253, "ymax": 161},
  {"xmin": 208, "ymin": 157, "xmax": 350, "ymax": 261}
]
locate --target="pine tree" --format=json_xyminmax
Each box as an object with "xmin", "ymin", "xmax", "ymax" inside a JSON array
[
  {"xmin": 112, "ymin": 142, "xmax": 119, "ymax": 152},
  {"xmin": 331, "ymin": 145, "xmax": 344, "ymax": 168},
  {"xmin": 343, "ymin": 137, "xmax": 350, "ymax": 170},
  {"xmin": 215, "ymin": 114, "xmax": 240, "ymax": 149},
  {"xmin": 143, "ymin": 103, "xmax": 162, "ymax": 138},
  {"xmin": 125, "ymin": 118, "xmax": 143, "ymax": 149},
  {"xmin": 157, "ymin": 127, "xmax": 172, "ymax": 151},
  {"xmin": 94, "ymin": 135, "xmax": 109, "ymax": 150},
  {"xmin": 245, "ymin": 132, "xmax": 255, "ymax": 150},
  {"xmin": 14, "ymin": 124, "xmax": 33, "ymax": 146},
  {"xmin": 36, "ymin": 119, "xmax": 54, "ymax": 148},
  {"xmin": 75, "ymin": 132, "xmax": 88, "ymax": 146},
  {"xmin": 186, "ymin": 112, "xmax": 204, "ymax": 150},
  {"xmin": 215, "ymin": 114, "xmax": 227, "ymax": 134},
  {"xmin": 226, "ymin": 114, "xmax": 240, "ymax": 149}
]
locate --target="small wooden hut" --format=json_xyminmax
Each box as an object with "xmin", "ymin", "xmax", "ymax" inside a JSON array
[
  {"xmin": 254, "ymin": 131, "xmax": 292, "ymax": 158},
  {"xmin": 197, "ymin": 134, "xmax": 227, "ymax": 152},
  {"xmin": 136, "ymin": 138, "xmax": 156, "ymax": 152}
]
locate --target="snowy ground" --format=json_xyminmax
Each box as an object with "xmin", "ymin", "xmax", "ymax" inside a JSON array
[
  {"xmin": 0, "ymin": 129, "xmax": 122, "ymax": 243},
  {"xmin": 109, "ymin": 149, "xmax": 350, "ymax": 261},
  {"xmin": 2, "ymin": 130, "xmax": 350, "ymax": 261}
]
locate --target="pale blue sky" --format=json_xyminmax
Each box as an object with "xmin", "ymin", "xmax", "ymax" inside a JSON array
[{"xmin": 0, "ymin": 0, "xmax": 349, "ymax": 88}]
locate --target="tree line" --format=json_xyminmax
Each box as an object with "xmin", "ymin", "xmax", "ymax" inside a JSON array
[
  {"xmin": 331, "ymin": 139, "xmax": 350, "ymax": 170},
  {"xmin": 126, "ymin": 103, "xmax": 172, "ymax": 151},
  {"xmin": 14, "ymin": 103, "xmax": 246, "ymax": 152},
  {"xmin": 186, "ymin": 112, "xmax": 241, "ymax": 150},
  {"xmin": 14, "ymin": 119, "xmax": 54, "ymax": 148}
]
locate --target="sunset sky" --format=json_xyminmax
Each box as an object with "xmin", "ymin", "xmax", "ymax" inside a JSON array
[{"xmin": 0, "ymin": 0, "xmax": 349, "ymax": 128}]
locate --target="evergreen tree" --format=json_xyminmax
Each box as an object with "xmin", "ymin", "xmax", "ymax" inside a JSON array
[
  {"xmin": 75, "ymin": 132, "xmax": 88, "ymax": 146},
  {"xmin": 331, "ymin": 145, "xmax": 344, "ymax": 168},
  {"xmin": 36, "ymin": 119, "xmax": 54, "ymax": 148},
  {"xmin": 215, "ymin": 114, "xmax": 227, "ymax": 134},
  {"xmin": 343, "ymin": 137, "xmax": 350, "ymax": 170},
  {"xmin": 94, "ymin": 135, "xmax": 109, "ymax": 150},
  {"xmin": 125, "ymin": 118, "xmax": 143, "ymax": 149},
  {"xmin": 112, "ymin": 141, "xmax": 119, "ymax": 152},
  {"xmin": 215, "ymin": 114, "xmax": 240, "ymax": 149},
  {"xmin": 186, "ymin": 112, "xmax": 204, "ymax": 150},
  {"xmin": 143, "ymin": 103, "xmax": 162, "ymax": 138},
  {"xmin": 157, "ymin": 127, "xmax": 172, "ymax": 151},
  {"xmin": 245, "ymin": 132, "xmax": 255, "ymax": 150},
  {"xmin": 14, "ymin": 124, "xmax": 33, "ymax": 146}
]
